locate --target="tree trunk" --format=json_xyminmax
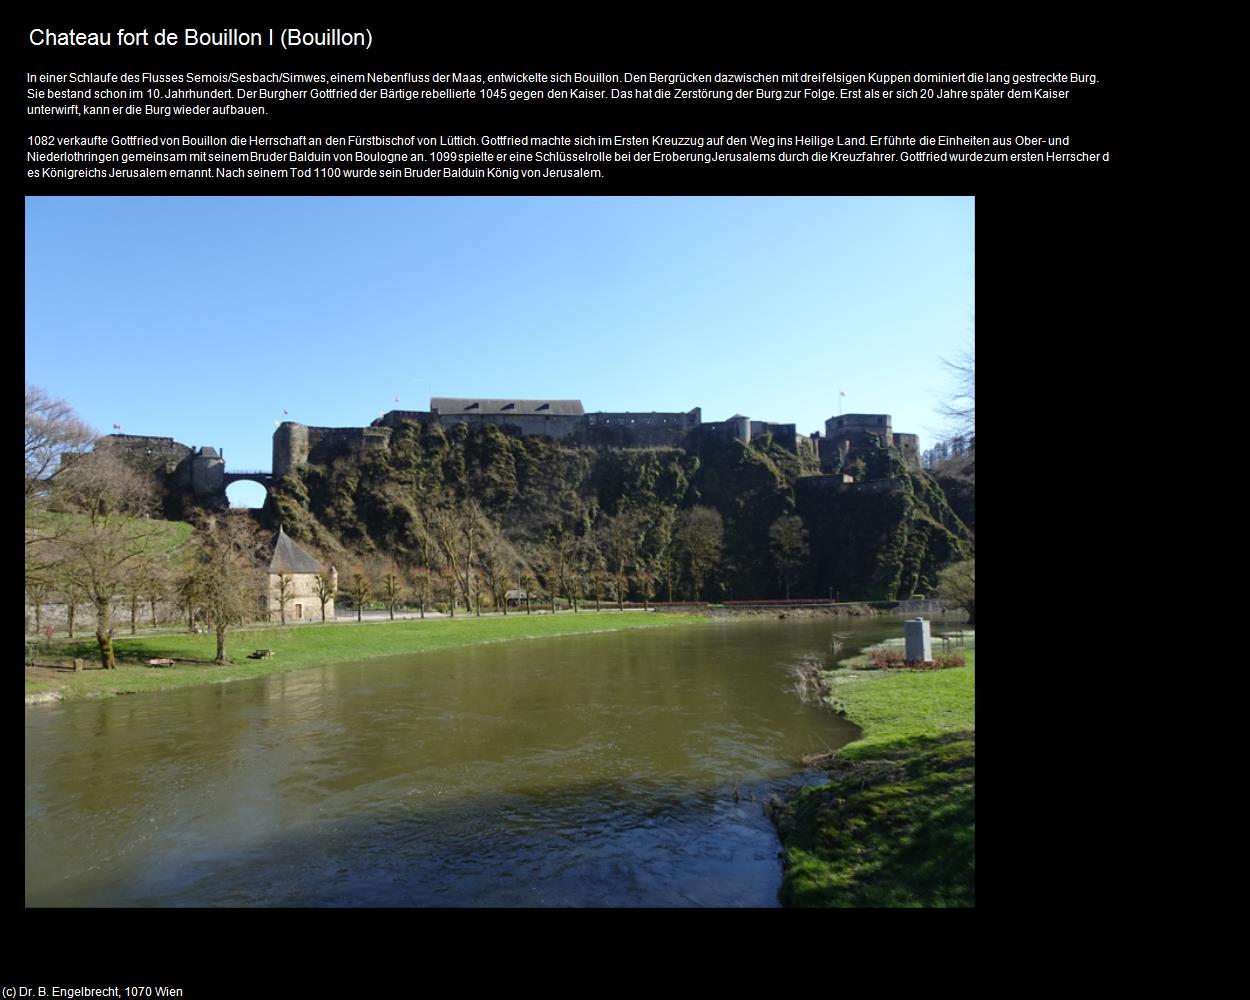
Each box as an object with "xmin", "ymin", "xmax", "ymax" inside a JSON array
[
  {"xmin": 357, "ymin": 605, "xmax": 362, "ymax": 622},
  {"xmin": 67, "ymin": 601, "xmax": 76, "ymax": 638},
  {"xmin": 96, "ymin": 608, "xmax": 116, "ymax": 669},
  {"xmin": 150, "ymin": 598, "xmax": 159, "ymax": 628},
  {"xmin": 389, "ymin": 604, "xmax": 395, "ymax": 620},
  {"xmin": 130, "ymin": 594, "xmax": 139, "ymax": 634},
  {"xmin": 215, "ymin": 625, "xmax": 227, "ymax": 664}
]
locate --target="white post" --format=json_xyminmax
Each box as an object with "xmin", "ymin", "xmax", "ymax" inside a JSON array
[{"xmin": 904, "ymin": 618, "xmax": 932, "ymax": 663}]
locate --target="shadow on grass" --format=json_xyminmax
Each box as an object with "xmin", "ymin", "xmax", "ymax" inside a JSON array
[{"xmin": 775, "ymin": 732, "xmax": 975, "ymax": 907}]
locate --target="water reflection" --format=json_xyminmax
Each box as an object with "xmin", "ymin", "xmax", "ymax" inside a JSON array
[{"xmin": 26, "ymin": 616, "xmax": 929, "ymax": 906}]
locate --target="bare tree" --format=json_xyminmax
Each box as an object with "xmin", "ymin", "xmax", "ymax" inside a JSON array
[
  {"xmin": 540, "ymin": 529, "xmax": 577, "ymax": 613},
  {"xmin": 48, "ymin": 445, "xmax": 162, "ymax": 669},
  {"xmin": 25, "ymin": 384, "xmax": 95, "ymax": 508},
  {"xmin": 313, "ymin": 570, "xmax": 337, "ymax": 622},
  {"xmin": 350, "ymin": 568, "xmax": 371, "ymax": 622},
  {"xmin": 519, "ymin": 568, "xmax": 537, "ymax": 615},
  {"xmin": 188, "ymin": 516, "xmax": 264, "ymax": 663},
  {"xmin": 470, "ymin": 572, "xmax": 488, "ymax": 617},
  {"xmin": 439, "ymin": 566, "xmax": 457, "ymax": 617},
  {"xmin": 126, "ymin": 583, "xmax": 144, "ymax": 635},
  {"xmin": 62, "ymin": 580, "xmax": 82, "ymax": 639},
  {"xmin": 589, "ymin": 566, "xmax": 609, "ymax": 611},
  {"xmin": 26, "ymin": 576, "xmax": 54, "ymax": 637},
  {"xmin": 939, "ymin": 340, "xmax": 975, "ymax": 448},
  {"xmin": 600, "ymin": 513, "xmax": 638, "ymax": 611},
  {"xmin": 177, "ymin": 571, "xmax": 202, "ymax": 633},
  {"xmin": 428, "ymin": 501, "xmax": 489, "ymax": 613},
  {"xmin": 381, "ymin": 564, "xmax": 403, "ymax": 620},
  {"xmin": 142, "ymin": 559, "xmax": 175, "ymax": 630},
  {"xmin": 480, "ymin": 536, "xmax": 518, "ymax": 616},
  {"xmin": 273, "ymin": 572, "xmax": 294, "ymax": 625},
  {"xmin": 406, "ymin": 565, "xmax": 431, "ymax": 619}
]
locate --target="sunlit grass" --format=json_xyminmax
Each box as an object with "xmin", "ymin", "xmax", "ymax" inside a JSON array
[
  {"xmin": 775, "ymin": 652, "xmax": 975, "ymax": 907},
  {"xmin": 26, "ymin": 611, "xmax": 708, "ymax": 702}
]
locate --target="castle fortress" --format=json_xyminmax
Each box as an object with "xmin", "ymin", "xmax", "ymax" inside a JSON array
[
  {"xmin": 107, "ymin": 398, "xmax": 921, "ymax": 510},
  {"xmin": 273, "ymin": 398, "xmax": 920, "ymax": 477}
]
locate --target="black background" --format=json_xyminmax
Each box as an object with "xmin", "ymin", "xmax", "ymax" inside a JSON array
[{"xmin": 20, "ymin": 15, "xmax": 1123, "ymax": 988}]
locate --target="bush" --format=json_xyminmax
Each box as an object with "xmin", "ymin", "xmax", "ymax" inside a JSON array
[{"xmin": 867, "ymin": 649, "xmax": 965, "ymax": 671}]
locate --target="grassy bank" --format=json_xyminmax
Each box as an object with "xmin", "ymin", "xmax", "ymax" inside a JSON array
[
  {"xmin": 25, "ymin": 611, "xmax": 708, "ymax": 703},
  {"xmin": 773, "ymin": 651, "xmax": 975, "ymax": 907}
]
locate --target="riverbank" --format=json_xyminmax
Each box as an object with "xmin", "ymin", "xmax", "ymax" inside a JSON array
[
  {"xmin": 771, "ymin": 651, "xmax": 975, "ymax": 907},
  {"xmin": 24, "ymin": 611, "xmax": 708, "ymax": 704}
]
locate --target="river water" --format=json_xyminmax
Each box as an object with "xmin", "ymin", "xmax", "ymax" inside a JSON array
[{"xmin": 25, "ymin": 615, "xmax": 927, "ymax": 907}]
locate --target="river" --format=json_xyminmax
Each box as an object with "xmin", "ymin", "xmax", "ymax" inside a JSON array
[{"xmin": 25, "ymin": 615, "xmax": 927, "ymax": 907}]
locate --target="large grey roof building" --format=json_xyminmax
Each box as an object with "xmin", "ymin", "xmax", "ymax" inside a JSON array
[{"xmin": 430, "ymin": 398, "xmax": 586, "ymax": 417}]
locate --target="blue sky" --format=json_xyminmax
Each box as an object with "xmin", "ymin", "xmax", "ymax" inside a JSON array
[{"xmin": 26, "ymin": 197, "xmax": 973, "ymax": 507}]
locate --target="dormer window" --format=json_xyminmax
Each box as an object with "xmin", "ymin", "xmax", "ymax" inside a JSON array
[
  {"xmin": 537, "ymin": 403, "xmax": 550, "ymax": 411},
  {"xmin": 502, "ymin": 402, "xmax": 515, "ymax": 410},
  {"xmin": 465, "ymin": 402, "xmax": 479, "ymax": 410}
]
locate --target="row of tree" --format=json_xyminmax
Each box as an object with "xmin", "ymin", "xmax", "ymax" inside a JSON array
[
  {"xmin": 26, "ymin": 386, "xmax": 280, "ymax": 666},
  {"xmin": 334, "ymin": 501, "xmax": 733, "ymax": 618},
  {"xmin": 327, "ymin": 502, "xmax": 814, "ymax": 619}
]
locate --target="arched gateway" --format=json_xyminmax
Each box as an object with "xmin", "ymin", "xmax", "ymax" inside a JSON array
[{"xmin": 101, "ymin": 434, "xmax": 273, "ymax": 513}]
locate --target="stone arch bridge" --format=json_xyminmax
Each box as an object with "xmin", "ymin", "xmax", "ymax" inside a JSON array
[{"xmin": 104, "ymin": 434, "xmax": 273, "ymax": 512}]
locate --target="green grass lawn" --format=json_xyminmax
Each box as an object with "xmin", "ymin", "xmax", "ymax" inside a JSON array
[
  {"xmin": 775, "ymin": 652, "xmax": 975, "ymax": 907},
  {"xmin": 25, "ymin": 611, "xmax": 708, "ymax": 702}
]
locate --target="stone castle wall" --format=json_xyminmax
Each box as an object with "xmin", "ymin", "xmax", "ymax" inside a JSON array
[
  {"xmin": 375, "ymin": 407, "xmax": 704, "ymax": 449},
  {"xmin": 892, "ymin": 433, "xmax": 921, "ymax": 470},
  {"xmin": 273, "ymin": 422, "xmax": 391, "ymax": 476},
  {"xmin": 750, "ymin": 421, "xmax": 798, "ymax": 451}
]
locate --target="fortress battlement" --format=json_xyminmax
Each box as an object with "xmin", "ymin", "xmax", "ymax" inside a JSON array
[{"xmin": 105, "ymin": 396, "xmax": 920, "ymax": 516}]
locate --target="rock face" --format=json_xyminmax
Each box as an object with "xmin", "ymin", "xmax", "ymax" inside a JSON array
[{"xmin": 267, "ymin": 416, "xmax": 971, "ymax": 602}]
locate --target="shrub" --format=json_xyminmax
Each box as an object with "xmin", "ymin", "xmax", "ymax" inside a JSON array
[{"xmin": 867, "ymin": 649, "xmax": 965, "ymax": 671}]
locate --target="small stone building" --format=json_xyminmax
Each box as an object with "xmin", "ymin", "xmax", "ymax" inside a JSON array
[{"xmin": 265, "ymin": 526, "xmax": 336, "ymax": 623}]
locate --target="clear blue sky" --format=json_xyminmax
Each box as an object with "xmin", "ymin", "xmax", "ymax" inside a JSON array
[{"xmin": 26, "ymin": 197, "xmax": 973, "ymax": 507}]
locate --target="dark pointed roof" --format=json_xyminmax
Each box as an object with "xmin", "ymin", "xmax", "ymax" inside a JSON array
[{"xmin": 268, "ymin": 526, "xmax": 325, "ymax": 575}]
